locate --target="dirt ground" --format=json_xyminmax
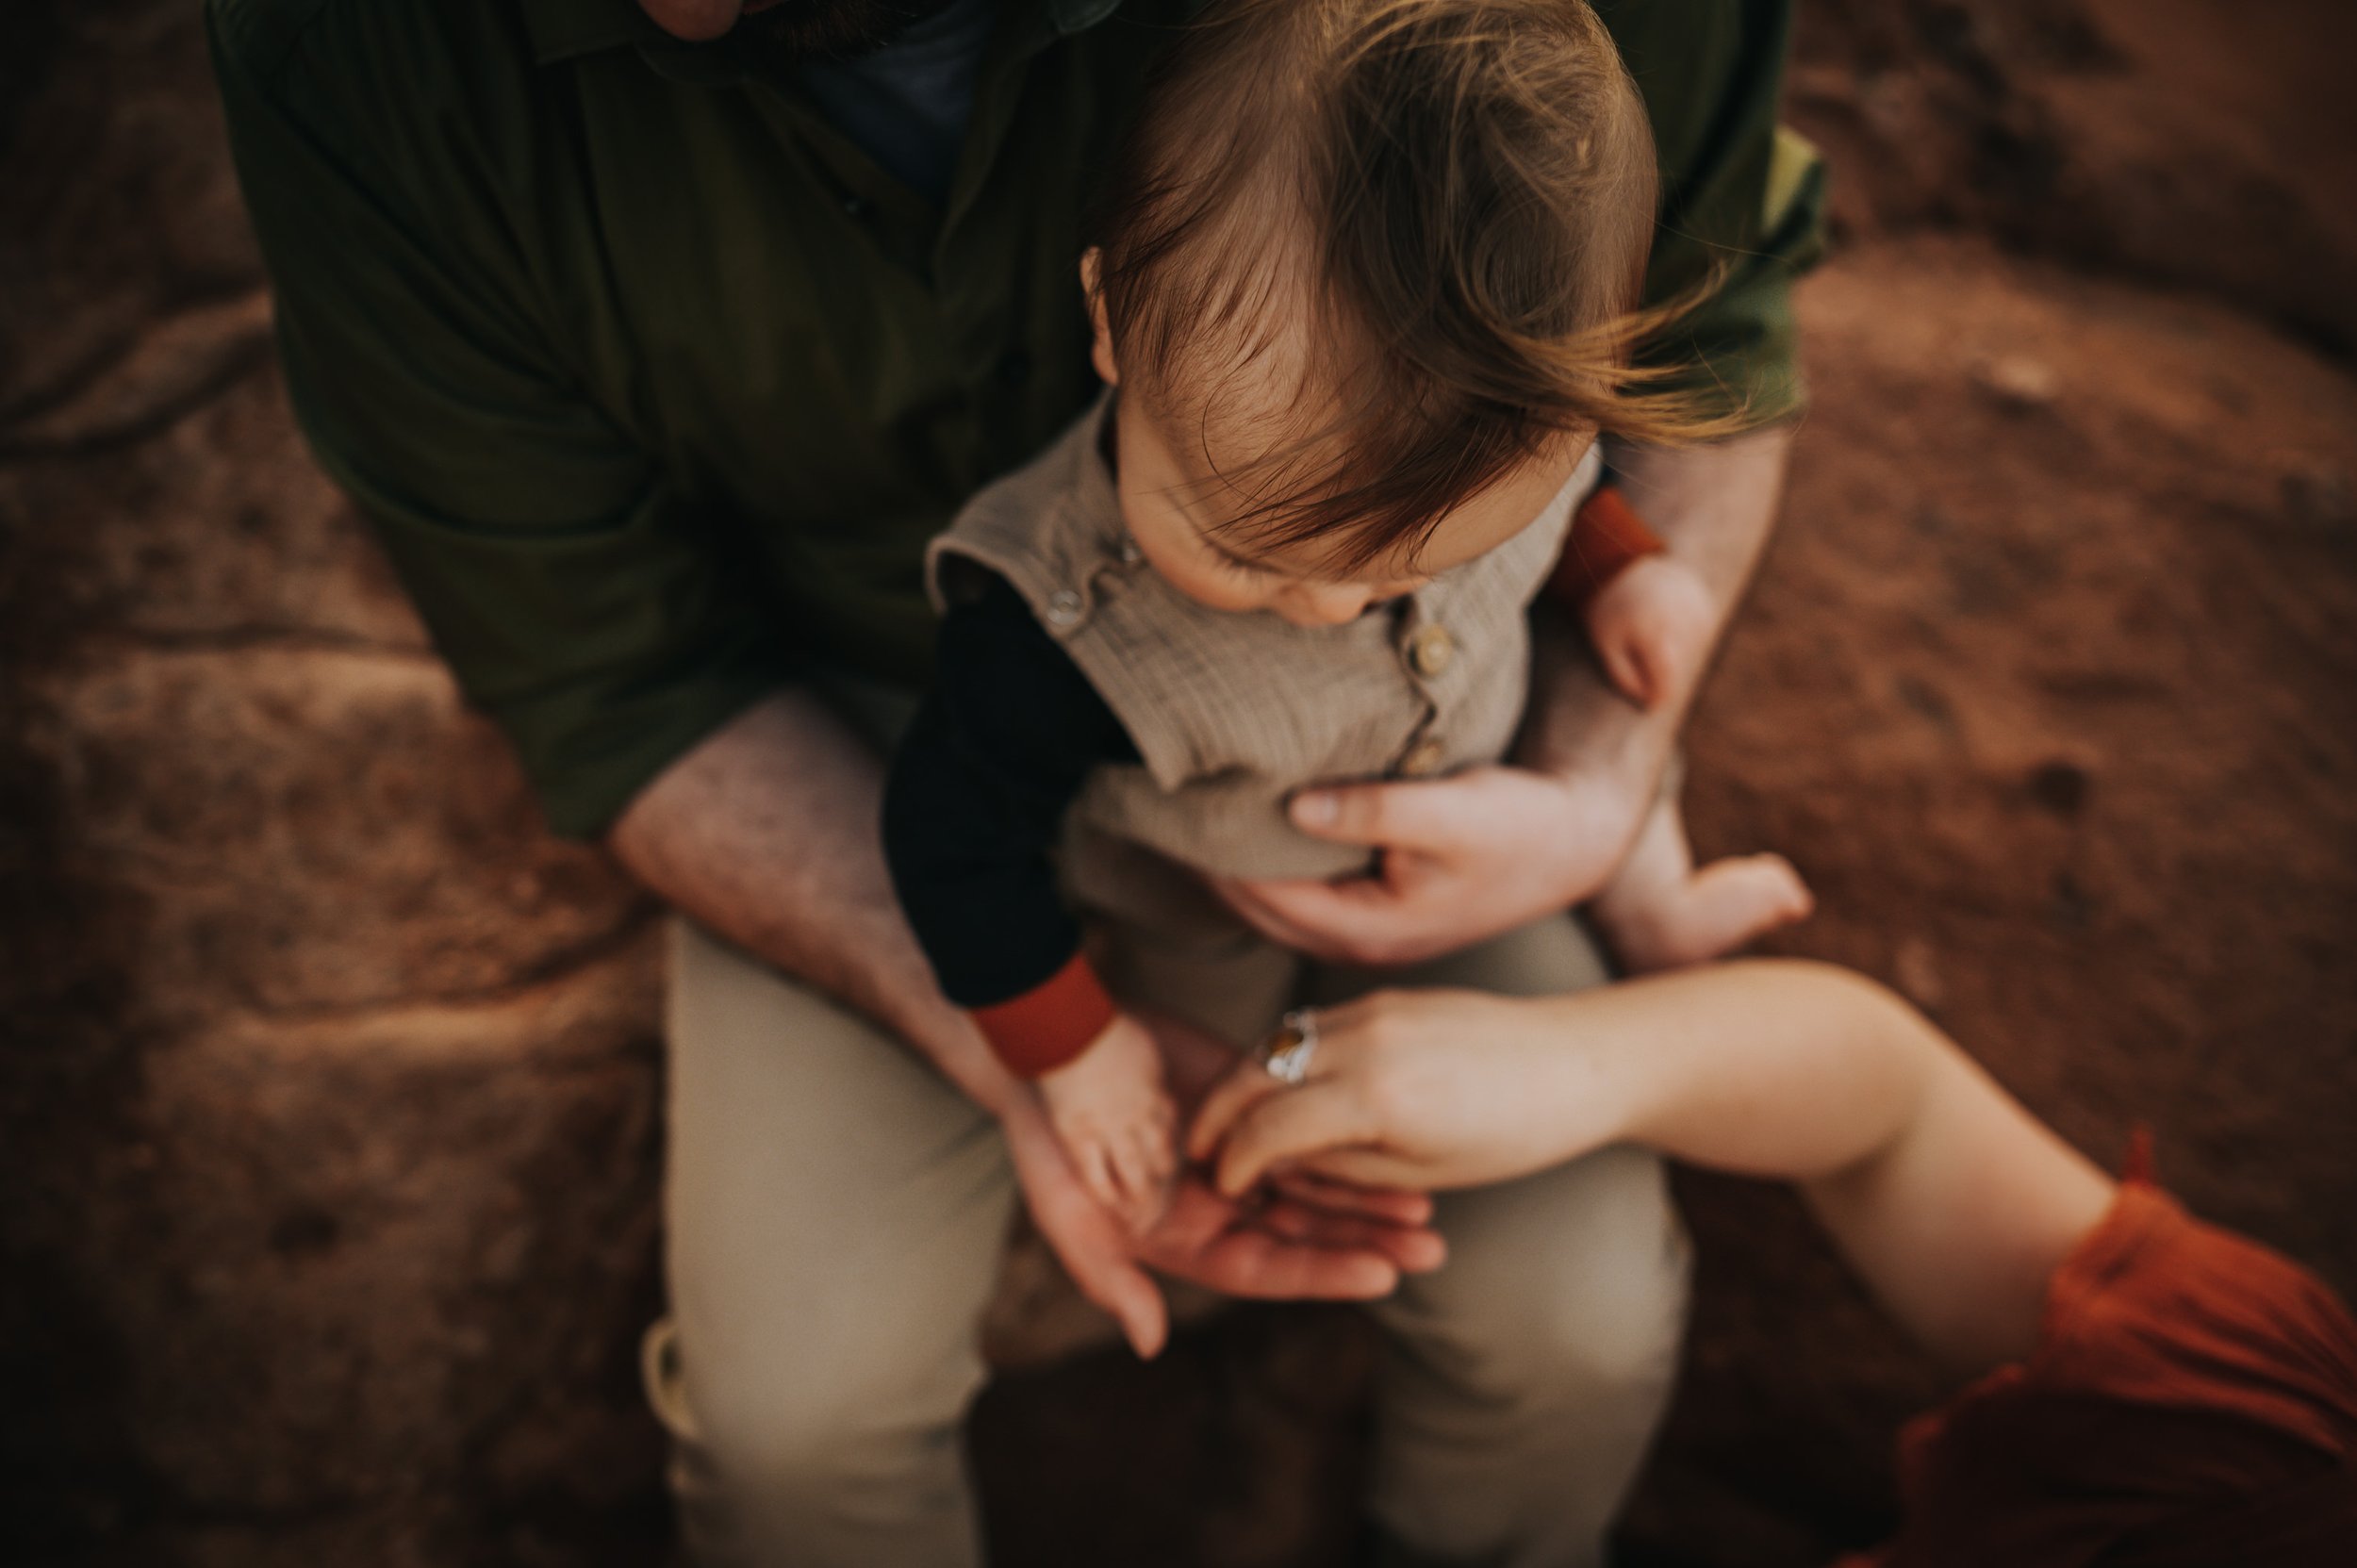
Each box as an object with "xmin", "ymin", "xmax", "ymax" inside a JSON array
[{"xmin": 3, "ymin": 3, "xmax": 2352, "ymax": 1566}]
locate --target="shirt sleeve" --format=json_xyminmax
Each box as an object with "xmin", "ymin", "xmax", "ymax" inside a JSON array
[
  {"xmin": 208, "ymin": 2, "xmax": 797, "ymax": 839},
  {"xmin": 882, "ymin": 572, "xmax": 1140, "ymax": 1075},
  {"xmin": 1599, "ymin": 0, "xmax": 1830, "ymax": 427}
]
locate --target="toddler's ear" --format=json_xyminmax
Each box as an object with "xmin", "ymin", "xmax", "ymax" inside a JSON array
[{"xmin": 1080, "ymin": 248, "xmax": 1120, "ymax": 387}]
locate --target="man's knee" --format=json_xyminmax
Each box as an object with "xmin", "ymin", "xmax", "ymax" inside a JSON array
[{"xmin": 670, "ymin": 1300, "xmax": 990, "ymax": 1499}]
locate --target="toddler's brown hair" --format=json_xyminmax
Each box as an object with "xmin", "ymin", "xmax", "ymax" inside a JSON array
[{"xmin": 1089, "ymin": 0, "xmax": 1726, "ymax": 570}]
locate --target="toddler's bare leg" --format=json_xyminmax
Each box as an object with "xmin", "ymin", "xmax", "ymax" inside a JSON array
[{"xmin": 1588, "ymin": 788, "xmax": 1812, "ymax": 973}]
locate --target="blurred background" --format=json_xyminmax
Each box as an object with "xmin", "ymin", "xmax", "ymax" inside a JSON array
[{"xmin": 2, "ymin": 1, "xmax": 2352, "ymax": 1564}]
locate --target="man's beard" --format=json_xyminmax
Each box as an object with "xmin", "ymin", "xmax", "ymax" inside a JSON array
[{"xmin": 733, "ymin": 0, "xmax": 963, "ymax": 60}]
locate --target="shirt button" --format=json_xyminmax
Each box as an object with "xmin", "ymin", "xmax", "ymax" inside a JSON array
[
  {"xmin": 1119, "ymin": 538, "xmax": 1144, "ymax": 567},
  {"xmin": 1399, "ymin": 736, "xmax": 1448, "ymax": 777},
  {"xmin": 1045, "ymin": 588, "xmax": 1083, "ymax": 626},
  {"xmin": 842, "ymin": 196, "xmax": 866, "ymax": 218},
  {"xmin": 1407, "ymin": 623, "xmax": 1455, "ymax": 679}
]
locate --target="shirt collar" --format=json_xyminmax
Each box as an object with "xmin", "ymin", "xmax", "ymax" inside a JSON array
[{"xmin": 519, "ymin": 0, "xmax": 1122, "ymax": 69}]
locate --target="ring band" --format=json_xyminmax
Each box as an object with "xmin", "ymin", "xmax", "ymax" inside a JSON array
[{"xmin": 1257, "ymin": 1009, "xmax": 1320, "ymax": 1085}]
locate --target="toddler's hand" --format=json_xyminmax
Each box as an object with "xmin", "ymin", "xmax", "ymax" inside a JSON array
[
  {"xmin": 1583, "ymin": 552, "xmax": 1717, "ymax": 711},
  {"xmin": 1037, "ymin": 1012, "xmax": 1178, "ymax": 1234}
]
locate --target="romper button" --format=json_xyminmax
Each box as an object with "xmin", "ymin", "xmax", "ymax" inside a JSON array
[
  {"xmin": 1046, "ymin": 589, "xmax": 1083, "ymax": 626},
  {"xmin": 1400, "ymin": 736, "xmax": 1448, "ymax": 777},
  {"xmin": 1408, "ymin": 623, "xmax": 1455, "ymax": 679},
  {"xmin": 1119, "ymin": 538, "xmax": 1144, "ymax": 566}
]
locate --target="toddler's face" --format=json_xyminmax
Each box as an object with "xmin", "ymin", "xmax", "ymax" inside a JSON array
[{"xmin": 1108, "ymin": 389, "xmax": 1584, "ymax": 628}]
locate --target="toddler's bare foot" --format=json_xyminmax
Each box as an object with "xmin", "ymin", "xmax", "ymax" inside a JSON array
[{"xmin": 1597, "ymin": 853, "xmax": 1814, "ymax": 974}]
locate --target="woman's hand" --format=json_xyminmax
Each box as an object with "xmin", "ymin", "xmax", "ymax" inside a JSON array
[{"xmin": 1186, "ymin": 987, "xmax": 1631, "ymax": 1197}]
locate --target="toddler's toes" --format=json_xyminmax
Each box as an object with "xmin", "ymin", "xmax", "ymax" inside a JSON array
[
  {"xmin": 1750, "ymin": 853, "xmax": 1814, "ymax": 926},
  {"xmin": 1607, "ymin": 852, "xmax": 1815, "ymax": 972}
]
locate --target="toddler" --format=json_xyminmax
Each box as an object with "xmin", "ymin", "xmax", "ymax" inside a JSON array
[{"xmin": 883, "ymin": 0, "xmax": 1809, "ymax": 1224}]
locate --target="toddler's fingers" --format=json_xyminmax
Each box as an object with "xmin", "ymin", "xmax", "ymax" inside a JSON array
[
  {"xmin": 1116, "ymin": 1131, "xmax": 1176, "ymax": 1235},
  {"xmin": 1139, "ymin": 1116, "xmax": 1177, "ymax": 1185},
  {"xmin": 1106, "ymin": 1127, "xmax": 1156, "ymax": 1209},
  {"xmin": 1120, "ymin": 1125, "xmax": 1171, "ymax": 1210},
  {"xmin": 1082, "ymin": 1140, "xmax": 1129, "ymax": 1213}
]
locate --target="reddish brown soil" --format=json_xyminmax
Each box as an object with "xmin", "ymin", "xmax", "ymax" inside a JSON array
[{"xmin": 3, "ymin": 3, "xmax": 2351, "ymax": 1566}]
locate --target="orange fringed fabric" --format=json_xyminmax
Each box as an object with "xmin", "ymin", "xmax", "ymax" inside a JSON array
[{"xmin": 1840, "ymin": 1181, "xmax": 2357, "ymax": 1568}]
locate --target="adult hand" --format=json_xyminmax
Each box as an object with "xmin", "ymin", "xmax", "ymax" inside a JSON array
[
  {"xmin": 1208, "ymin": 761, "xmax": 1648, "ymax": 968},
  {"xmin": 1001, "ymin": 1007, "xmax": 1445, "ymax": 1361},
  {"xmin": 1139, "ymin": 1005, "xmax": 1442, "ymax": 1234},
  {"xmin": 1187, "ymin": 987, "xmax": 1627, "ymax": 1197}
]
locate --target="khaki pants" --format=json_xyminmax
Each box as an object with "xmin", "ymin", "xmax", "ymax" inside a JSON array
[{"xmin": 643, "ymin": 676, "xmax": 1690, "ymax": 1567}]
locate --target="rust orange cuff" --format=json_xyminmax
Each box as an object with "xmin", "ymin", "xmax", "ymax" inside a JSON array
[
  {"xmin": 969, "ymin": 950, "xmax": 1117, "ymax": 1079},
  {"xmin": 1547, "ymin": 484, "xmax": 1666, "ymax": 613}
]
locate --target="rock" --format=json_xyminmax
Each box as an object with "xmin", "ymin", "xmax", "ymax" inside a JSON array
[
  {"xmin": 8, "ymin": 3, "xmax": 2357, "ymax": 1567},
  {"xmin": 5, "ymin": 948, "xmax": 671, "ymax": 1567},
  {"xmin": 0, "ymin": 2, "xmax": 262, "ymax": 420},
  {"xmin": 0, "ymin": 366, "xmax": 428, "ymax": 656},
  {"xmin": 2279, "ymin": 456, "xmax": 2353, "ymax": 529},
  {"xmin": 25, "ymin": 647, "xmax": 648, "ymax": 1020},
  {"xmin": 1972, "ymin": 352, "xmax": 2061, "ymax": 410},
  {"xmin": 1790, "ymin": 0, "xmax": 2357, "ymax": 354},
  {"xmin": 0, "ymin": 290, "xmax": 274, "ymax": 454}
]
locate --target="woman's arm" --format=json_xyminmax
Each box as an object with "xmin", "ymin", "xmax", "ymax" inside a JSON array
[{"xmin": 1194, "ymin": 960, "xmax": 2114, "ymax": 1371}]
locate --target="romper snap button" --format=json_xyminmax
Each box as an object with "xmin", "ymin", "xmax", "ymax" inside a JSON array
[
  {"xmin": 1407, "ymin": 623, "xmax": 1455, "ymax": 679},
  {"xmin": 1046, "ymin": 588, "xmax": 1083, "ymax": 626},
  {"xmin": 1399, "ymin": 736, "xmax": 1448, "ymax": 777}
]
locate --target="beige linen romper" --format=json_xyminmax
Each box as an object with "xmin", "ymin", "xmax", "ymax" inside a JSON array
[{"xmin": 927, "ymin": 392, "xmax": 1601, "ymax": 1044}]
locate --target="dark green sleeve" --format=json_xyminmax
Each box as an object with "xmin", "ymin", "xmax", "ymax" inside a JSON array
[
  {"xmin": 1597, "ymin": 0, "xmax": 1829, "ymax": 427},
  {"xmin": 207, "ymin": 0, "xmax": 796, "ymax": 839}
]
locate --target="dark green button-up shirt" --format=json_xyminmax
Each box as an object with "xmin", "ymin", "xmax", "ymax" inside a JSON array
[{"xmin": 209, "ymin": 0, "xmax": 1824, "ymax": 838}]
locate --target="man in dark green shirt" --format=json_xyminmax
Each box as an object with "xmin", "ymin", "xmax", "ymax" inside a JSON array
[{"xmin": 212, "ymin": 0, "xmax": 1823, "ymax": 1561}]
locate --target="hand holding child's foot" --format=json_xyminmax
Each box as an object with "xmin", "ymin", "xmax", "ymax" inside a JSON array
[
  {"xmin": 1037, "ymin": 1012, "xmax": 1179, "ymax": 1233},
  {"xmin": 1584, "ymin": 552, "xmax": 1718, "ymax": 711}
]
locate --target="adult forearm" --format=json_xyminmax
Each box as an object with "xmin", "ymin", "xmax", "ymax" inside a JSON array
[
  {"xmin": 1543, "ymin": 961, "xmax": 2110, "ymax": 1370},
  {"xmin": 607, "ymin": 687, "xmax": 1020, "ymax": 1115},
  {"xmin": 1520, "ymin": 421, "xmax": 1797, "ymax": 791},
  {"xmin": 1524, "ymin": 960, "xmax": 1933, "ymax": 1180}
]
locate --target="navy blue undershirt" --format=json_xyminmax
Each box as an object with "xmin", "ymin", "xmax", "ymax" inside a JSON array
[
  {"xmin": 882, "ymin": 572, "xmax": 1141, "ymax": 1006},
  {"xmin": 796, "ymin": 0, "xmax": 1001, "ymax": 205}
]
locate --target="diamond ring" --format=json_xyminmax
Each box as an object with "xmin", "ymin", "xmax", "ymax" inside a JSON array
[{"xmin": 1256, "ymin": 1009, "xmax": 1320, "ymax": 1085}]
